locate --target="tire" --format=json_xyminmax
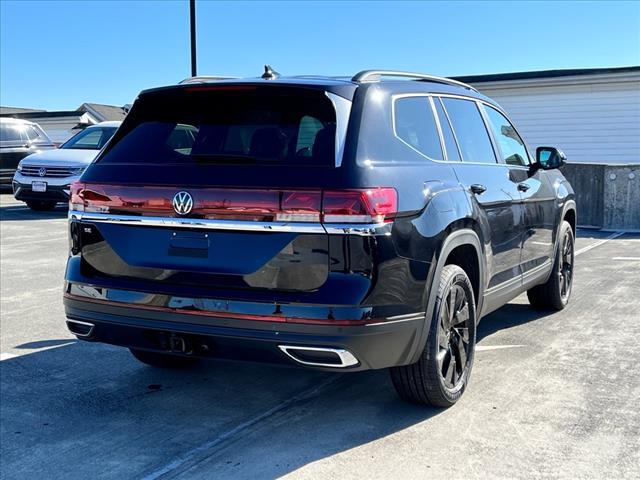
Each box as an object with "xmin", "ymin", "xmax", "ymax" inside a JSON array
[
  {"xmin": 130, "ymin": 348, "xmax": 200, "ymax": 369},
  {"xmin": 390, "ymin": 264, "xmax": 477, "ymax": 407},
  {"xmin": 26, "ymin": 200, "xmax": 57, "ymax": 211},
  {"xmin": 527, "ymin": 220, "xmax": 574, "ymax": 311}
]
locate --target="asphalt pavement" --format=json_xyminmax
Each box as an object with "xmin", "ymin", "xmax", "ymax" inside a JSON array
[{"xmin": 1, "ymin": 193, "xmax": 638, "ymax": 480}]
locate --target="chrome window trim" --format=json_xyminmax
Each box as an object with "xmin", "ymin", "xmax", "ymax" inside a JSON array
[
  {"xmin": 390, "ymin": 92, "xmax": 524, "ymax": 168},
  {"xmin": 435, "ymin": 93, "xmax": 534, "ymax": 166},
  {"xmin": 69, "ymin": 211, "xmax": 389, "ymax": 236}
]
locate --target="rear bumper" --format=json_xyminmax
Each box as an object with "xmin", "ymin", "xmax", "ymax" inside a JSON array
[{"xmin": 63, "ymin": 294, "xmax": 424, "ymax": 371}]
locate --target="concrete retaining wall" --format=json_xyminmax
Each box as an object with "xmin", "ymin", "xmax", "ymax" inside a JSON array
[{"xmin": 562, "ymin": 163, "xmax": 640, "ymax": 230}]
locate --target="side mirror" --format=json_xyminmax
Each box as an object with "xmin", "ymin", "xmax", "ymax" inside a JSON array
[{"xmin": 536, "ymin": 146, "xmax": 566, "ymax": 170}]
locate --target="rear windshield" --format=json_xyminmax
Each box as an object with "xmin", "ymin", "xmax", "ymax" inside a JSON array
[{"xmin": 97, "ymin": 87, "xmax": 337, "ymax": 166}]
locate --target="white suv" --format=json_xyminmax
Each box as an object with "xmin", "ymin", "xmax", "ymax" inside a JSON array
[{"xmin": 13, "ymin": 121, "xmax": 121, "ymax": 210}]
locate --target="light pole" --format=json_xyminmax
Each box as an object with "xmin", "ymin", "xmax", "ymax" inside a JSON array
[{"xmin": 190, "ymin": 0, "xmax": 197, "ymax": 77}]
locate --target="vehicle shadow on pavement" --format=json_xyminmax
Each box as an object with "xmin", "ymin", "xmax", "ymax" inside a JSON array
[
  {"xmin": 477, "ymin": 302, "xmax": 554, "ymax": 342},
  {"xmin": 0, "ymin": 204, "xmax": 68, "ymax": 221},
  {"xmin": 1, "ymin": 302, "xmax": 564, "ymax": 479},
  {"xmin": 0, "ymin": 341, "xmax": 441, "ymax": 480}
]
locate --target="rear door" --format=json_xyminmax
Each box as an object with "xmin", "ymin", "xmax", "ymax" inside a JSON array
[
  {"xmin": 74, "ymin": 86, "xmax": 346, "ymax": 294},
  {"xmin": 435, "ymin": 96, "xmax": 524, "ymax": 291},
  {"xmin": 482, "ymin": 105, "xmax": 556, "ymax": 275}
]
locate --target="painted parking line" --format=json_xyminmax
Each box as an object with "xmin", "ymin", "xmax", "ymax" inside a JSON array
[
  {"xmin": 476, "ymin": 345, "xmax": 526, "ymax": 352},
  {"xmin": 0, "ymin": 342, "xmax": 76, "ymax": 362},
  {"xmin": 612, "ymin": 257, "xmax": 640, "ymax": 261},
  {"xmin": 1, "ymin": 235, "xmax": 68, "ymax": 247},
  {"xmin": 574, "ymin": 231, "xmax": 624, "ymax": 257}
]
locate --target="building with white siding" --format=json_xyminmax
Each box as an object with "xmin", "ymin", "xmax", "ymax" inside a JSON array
[{"xmin": 455, "ymin": 66, "xmax": 640, "ymax": 164}]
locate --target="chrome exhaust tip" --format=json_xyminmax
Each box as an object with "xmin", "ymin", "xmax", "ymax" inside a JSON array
[
  {"xmin": 66, "ymin": 319, "xmax": 95, "ymax": 337},
  {"xmin": 278, "ymin": 345, "xmax": 358, "ymax": 368}
]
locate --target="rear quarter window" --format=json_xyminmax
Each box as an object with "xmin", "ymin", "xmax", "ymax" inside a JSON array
[{"xmin": 393, "ymin": 96, "xmax": 443, "ymax": 160}]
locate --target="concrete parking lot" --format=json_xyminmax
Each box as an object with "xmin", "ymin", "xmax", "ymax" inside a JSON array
[{"xmin": 1, "ymin": 192, "xmax": 639, "ymax": 480}]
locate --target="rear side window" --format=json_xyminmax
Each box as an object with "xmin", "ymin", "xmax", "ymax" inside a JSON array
[
  {"xmin": 484, "ymin": 106, "xmax": 529, "ymax": 166},
  {"xmin": 98, "ymin": 88, "xmax": 337, "ymax": 166},
  {"xmin": 0, "ymin": 124, "xmax": 22, "ymax": 142},
  {"xmin": 441, "ymin": 98, "xmax": 496, "ymax": 164},
  {"xmin": 393, "ymin": 96, "xmax": 443, "ymax": 160}
]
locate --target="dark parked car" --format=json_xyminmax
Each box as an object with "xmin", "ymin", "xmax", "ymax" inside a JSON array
[
  {"xmin": 64, "ymin": 68, "xmax": 576, "ymax": 407},
  {"xmin": 12, "ymin": 121, "xmax": 121, "ymax": 211},
  {"xmin": 0, "ymin": 118, "xmax": 55, "ymax": 187}
]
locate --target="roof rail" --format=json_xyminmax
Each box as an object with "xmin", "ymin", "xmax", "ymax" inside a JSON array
[
  {"xmin": 178, "ymin": 76, "xmax": 239, "ymax": 84},
  {"xmin": 351, "ymin": 70, "xmax": 477, "ymax": 91}
]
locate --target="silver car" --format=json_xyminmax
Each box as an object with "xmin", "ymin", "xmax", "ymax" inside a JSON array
[{"xmin": 13, "ymin": 121, "xmax": 121, "ymax": 210}]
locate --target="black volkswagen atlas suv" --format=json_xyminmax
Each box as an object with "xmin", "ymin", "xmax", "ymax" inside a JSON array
[{"xmin": 64, "ymin": 68, "xmax": 576, "ymax": 407}]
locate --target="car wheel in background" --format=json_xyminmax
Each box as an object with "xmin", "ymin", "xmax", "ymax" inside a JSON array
[
  {"xmin": 390, "ymin": 264, "xmax": 477, "ymax": 407},
  {"xmin": 527, "ymin": 220, "xmax": 574, "ymax": 311},
  {"xmin": 26, "ymin": 200, "xmax": 57, "ymax": 211}
]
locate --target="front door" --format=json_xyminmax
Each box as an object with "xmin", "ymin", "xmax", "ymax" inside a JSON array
[{"xmin": 481, "ymin": 104, "xmax": 555, "ymax": 277}]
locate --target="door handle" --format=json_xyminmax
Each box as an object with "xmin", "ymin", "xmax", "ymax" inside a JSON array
[
  {"xmin": 470, "ymin": 184, "xmax": 487, "ymax": 195},
  {"xmin": 517, "ymin": 183, "xmax": 530, "ymax": 192}
]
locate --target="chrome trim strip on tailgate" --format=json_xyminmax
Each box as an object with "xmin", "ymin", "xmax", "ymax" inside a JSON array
[{"xmin": 69, "ymin": 211, "xmax": 389, "ymax": 236}]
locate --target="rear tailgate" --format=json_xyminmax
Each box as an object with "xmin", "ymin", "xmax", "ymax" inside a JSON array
[
  {"xmin": 71, "ymin": 84, "xmax": 355, "ymax": 294},
  {"xmin": 72, "ymin": 185, "xmax": 330, "ymax": 292}
]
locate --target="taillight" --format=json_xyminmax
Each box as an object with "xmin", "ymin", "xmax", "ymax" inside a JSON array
[
  {"xmin": 69, "ymin": 184, "xmax": 397, "ymax": 225},
  {"xmin": 323, "ymin": 188, "xmax": 397, "ymax": 223},
  {"xmin": 70, "ymin": 181, "xmax": 85, "ymax": 211}
]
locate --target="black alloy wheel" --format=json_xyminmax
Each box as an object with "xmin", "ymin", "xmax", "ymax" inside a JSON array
[
  {"xmin": 437, "ymin": 283, "xmax": 472, "ymax": 391},
  {"xmin": 527, "ymin": 220, "xmax": 575, "ymax": 310},
  {"xmin": 390, "ymin": 264, "xmax": 476, "ymax": 407}
]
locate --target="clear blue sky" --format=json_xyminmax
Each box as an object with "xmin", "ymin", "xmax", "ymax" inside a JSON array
[{"xmin": 1, "ymin": 0, "xmax": 639, "ymax": 110}]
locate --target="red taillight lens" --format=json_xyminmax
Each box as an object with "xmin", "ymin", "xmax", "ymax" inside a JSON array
[
  {"xmin": 323, "ymin": 188, "xmax": 397, "ymax": 223},
  {"xmin": 70, "ymin": 181, "xmax": 85, "ymax": 211},
  {"xmin": 278, "ymin": 191, "xmax": 322, "ymax": 222}
]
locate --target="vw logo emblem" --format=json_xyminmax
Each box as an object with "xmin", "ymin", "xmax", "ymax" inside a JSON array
[
  {"xmin": 38, "ymin": 167, "xmax": 47, "ymax": 177},
  {"xmin": 172, "ymin": 191, "xmax": 193, "ymax": 215}
]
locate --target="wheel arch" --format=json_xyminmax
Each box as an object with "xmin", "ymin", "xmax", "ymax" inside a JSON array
[
  {"xmin": 562, "ymin": 201, "xmax": 577, "ymax": 234},
  {"xmin": 408, "ymin": 227, "xmax": 485, "ymax": 365}
]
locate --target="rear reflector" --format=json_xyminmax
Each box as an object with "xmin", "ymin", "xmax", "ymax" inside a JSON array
[{"xmin": 70, "ymin": 183, "xmax": 397, "ymax": 224}]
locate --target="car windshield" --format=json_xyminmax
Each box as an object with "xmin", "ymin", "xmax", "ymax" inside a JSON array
[
  {"xmin": 62, "ymin": 126, "xmax": 118, "ymax": 150},
  {"xmin": 97, "ymin": 87, "xmax": 337, "ymax": 166}
]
